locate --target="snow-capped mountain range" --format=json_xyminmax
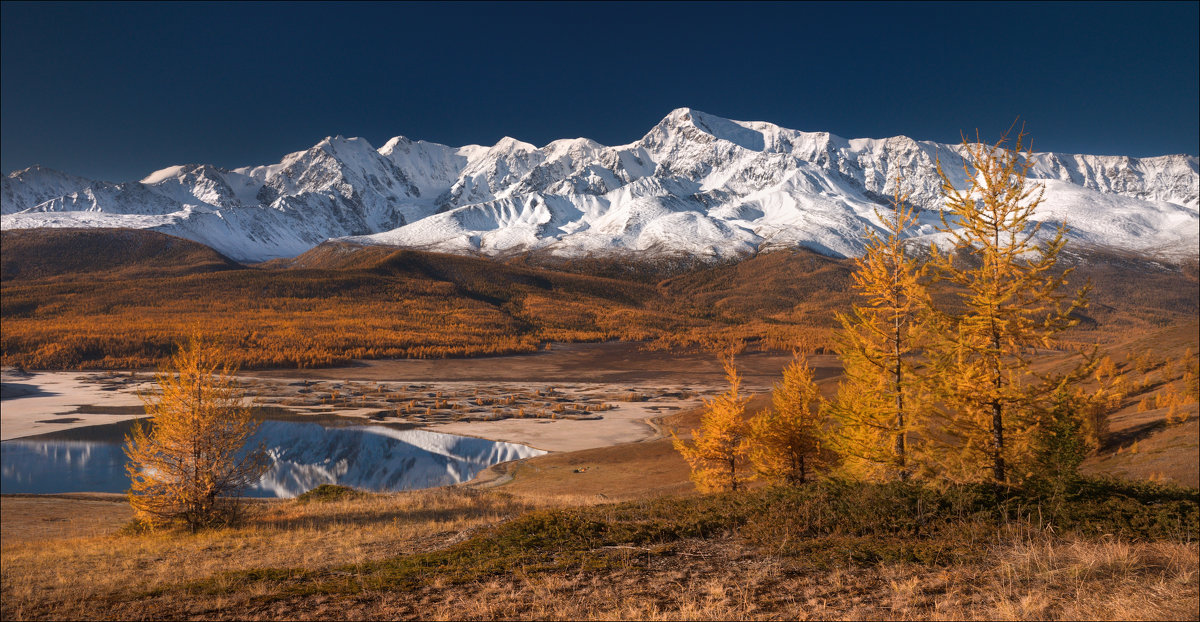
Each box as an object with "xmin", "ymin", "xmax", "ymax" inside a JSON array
[{"xmin": 3, "ymin": 108, "xmax": 1197, "ymax": 262}]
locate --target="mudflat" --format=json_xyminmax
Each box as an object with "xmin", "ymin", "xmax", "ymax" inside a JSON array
[
  {"xmin": 0, "ymin": 370, "xmax": 150, "ymax": 441},
  {"xmin": 1, "ymin": 344, "xmax": 819, "ymax": 449}
]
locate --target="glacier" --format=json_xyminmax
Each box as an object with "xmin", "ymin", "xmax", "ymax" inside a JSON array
[{"xmin": 3, "ymin": 108, "xmax": 1197, "ymax": 262}]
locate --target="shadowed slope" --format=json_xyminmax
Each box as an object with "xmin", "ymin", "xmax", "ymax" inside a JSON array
[{"xmin": 0, "ymin": 228, "xmax": 242, "ymax": 282}]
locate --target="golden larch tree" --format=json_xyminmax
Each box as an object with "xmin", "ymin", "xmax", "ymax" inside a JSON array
[
  {"xmin": 830, "ymin": 181, "xmax": 930, "ymax": 481},
  {"xmin": 673, "ymin": 352, "xmax": 751, "ymax": 492},
  {"xmin": 929, "ymin": 126, "xmax": 1090, "ymax": 484},
  {"xmin": 749, "ymin": 355, "xmax": 827, "ymax": 485},
  {"xmin": 125, "ymin": 337, "xmax": 269, "ymax": 529}
]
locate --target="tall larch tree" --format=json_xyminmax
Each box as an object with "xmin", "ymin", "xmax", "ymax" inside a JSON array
[
  {"xmin": 673, "ymin": 351, "xmax": 752, "ymax": 492},
  {"xmin": 749, "ymin": 354, "xmax": 827, "ymax": 485},
  {"xmin": 830, "ymin": 181, "xmax": 930, "ymax": 482},
  {"xmin": 125, "ymin": 337, "xmax": 269, "ymax": 530},
  {"xmin": 929, "ymin": 127, "xmax": 1090, "ymax": 484}
]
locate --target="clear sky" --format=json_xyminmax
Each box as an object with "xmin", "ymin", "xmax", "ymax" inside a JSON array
[{"xmin": 2, "ymin": 1, "xmax": 1197, "ymax": 182}]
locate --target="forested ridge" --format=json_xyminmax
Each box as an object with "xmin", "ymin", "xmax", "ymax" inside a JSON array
[{"xmin": 1, "ymin": 228, "xmax": 1195, "ymax": 370}]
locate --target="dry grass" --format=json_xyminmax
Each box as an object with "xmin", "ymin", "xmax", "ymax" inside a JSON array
[
  {"xmin": 0, "ymin": 495, "xmax": 132, "ymax": 541},
  {"xmin": 466, "ymin": 538, "xmax": 1196, "ymax": 621},
  {"xmin": 0, "ymin": 489, "xmax": 539, "ymax": 620},
  {"xmin": 4, "ymin": 480, "xmax": 1196, "ymax": 620},
  {"xmin": 271, "ymin": 536, "xmax": 1197, "ymax": 621},
  {"xmin": 981, "ymin": 538, "xmax": 1199, "ymax": 620},
  {"xmin": 23, "ymin": 534, "xmax": 1190, "ymax": 620}
]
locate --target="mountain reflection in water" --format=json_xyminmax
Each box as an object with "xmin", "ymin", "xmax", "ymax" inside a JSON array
[{"xmin": 0, "ymin": 419, "xmax": 546, "ymax": 497}]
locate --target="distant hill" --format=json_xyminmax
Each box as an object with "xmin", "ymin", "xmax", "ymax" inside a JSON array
[
  {"xmin": 0, "ymin": 230, "xmax": 1195, "ymax": 369},
  {"xmin": 0, "ymin": 228, "xmax": 242, "ymax": 282}
]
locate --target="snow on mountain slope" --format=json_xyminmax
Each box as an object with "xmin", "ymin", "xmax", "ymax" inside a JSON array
[
  {"xmin": 2, "ymin": 166, "xmax": 94, "ymax": 214},
  {"xmin": 26, "ymin": 180, "xmax": 193, "ymax": 215},
  {"xmin": 3, "ymin": 108, "xmax": 1197, "ymax": 262}
]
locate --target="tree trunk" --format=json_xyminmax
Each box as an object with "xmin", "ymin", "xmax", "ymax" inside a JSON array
[
  {"xmin": 991, "ymin": 399, "xmax": 1005, "ymax": 483},
  {"xmin": 894, "ymin": 312, "xmax": 908, "ymax": 481}
]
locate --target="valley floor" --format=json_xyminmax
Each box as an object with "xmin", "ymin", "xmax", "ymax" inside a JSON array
[{"xmin": 2, "ymin": 325, "xmax": 1197, "ymax": 620}]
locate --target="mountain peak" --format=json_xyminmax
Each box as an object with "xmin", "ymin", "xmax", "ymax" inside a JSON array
[
  {"xmin": 7, "ymin": 165, "xmax": 78, "ymax": 180},
  {"xmin": 317, "ymin": 135, "xmax": 374, "ymax": 150},
  {"xmin": 650, "ymin": 107, "xmax": 766, "ymax": 151},
  {"xmin": 490, "ymin": 136, "xmax": 538, "ymax": 153},
  {"xmin": 8, "ymin": 165, "xmax": 44, "ymax": 178},
  {"xmin": 380, "ymin": 136, "xmax": 414, "ymax": 152},
  {"xmin": 541, "ymin": 137, "xmax": 602, "ymax": 158}
]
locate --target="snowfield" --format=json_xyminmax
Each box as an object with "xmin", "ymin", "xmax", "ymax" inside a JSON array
[{"xmin": 3, "ymin": 108, "xmax": 1197, "ymax": 262}]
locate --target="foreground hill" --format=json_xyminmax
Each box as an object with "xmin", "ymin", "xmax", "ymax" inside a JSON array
[
  {"xmin": 2, "ymin": 453, "xmax": 1196, "ymax": 620},
  {"xmin": 3, "ymin": 108, "xmax": 1196, "ymax": 262},
  {"xmin": 1, "ymin": 229, "xmax": 1196, "ymax": 370}
]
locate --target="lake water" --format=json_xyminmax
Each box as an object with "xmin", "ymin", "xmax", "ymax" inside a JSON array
[{"xmin": 0, "ymin": 418, "xmax": 546, "ymax": 497}]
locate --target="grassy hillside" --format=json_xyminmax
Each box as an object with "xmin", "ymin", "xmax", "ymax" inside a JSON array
[{"xmin": 3, "ymin": 479, "xmax": 1195, "ymax": 620}]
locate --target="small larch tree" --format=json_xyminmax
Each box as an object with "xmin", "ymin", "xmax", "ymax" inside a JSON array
[
  {"xmin": 831, "ymin": 181, "xmax": 930, "ymax": 482},
  {"xmin": 749, "ymin": 355, "xmax": 827, "ymax": 485},
  {"xmin": 1031, "ymin": 388, "xmax": 1094, "ymax": 491},
  {"xmin": 125, "ymin": 337, "xmax": 269, "ymax": 530},
  {"xmin": 928, "ymin": 126, "xmax": 1090, "ymax": 484},
  {"xmin": 673, "ymin": 352, "xmax": 751, "ymax": 493}
]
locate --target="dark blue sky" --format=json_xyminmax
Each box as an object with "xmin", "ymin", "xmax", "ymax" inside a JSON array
[{"xmin": 3, "ymin": 1, "xmax": 1197, "ymax": 181}]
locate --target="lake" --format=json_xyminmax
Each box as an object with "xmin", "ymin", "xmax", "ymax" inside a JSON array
[{"xmin": 0, "ymin": 417, "xmax": 546, "ymax": 497}]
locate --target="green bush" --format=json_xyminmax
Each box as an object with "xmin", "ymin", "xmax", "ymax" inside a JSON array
[{"xmin": 295, "ymin": 484, "xmax": 364, "ymax": 503}]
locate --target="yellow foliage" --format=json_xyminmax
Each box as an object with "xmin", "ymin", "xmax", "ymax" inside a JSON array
[
  {"xmin": 124, "ymin": 337, "xmax": 268, "ymax": 530},
  {"xmin": 928, "ymin": 126, "xmax": 1091, "ymax": 484},
  {"xmin": 1183, "ymin": 347, "xmax": 1200, "ymax": 402},
  {"xmin": 1085, "ymin": 353, "xmax": 1128, "ymax": 416},
  {"xmin": 831, "ymin": 179, "xmax": 931, "ymax": 481},
  {"xmin": 0, "ymin": 249, "xmax": 850, "ymax": 371},
  {"xmin": 673, "ymin": 352, "xmax": 751, "ymax": 493},
  {"xmin": 1166, "ymin": 403, "xmax": 1185, "ymax": 425},
  {"xmin": 748, "ymin": 355, "xmax": 827, "ymax": 485}
]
